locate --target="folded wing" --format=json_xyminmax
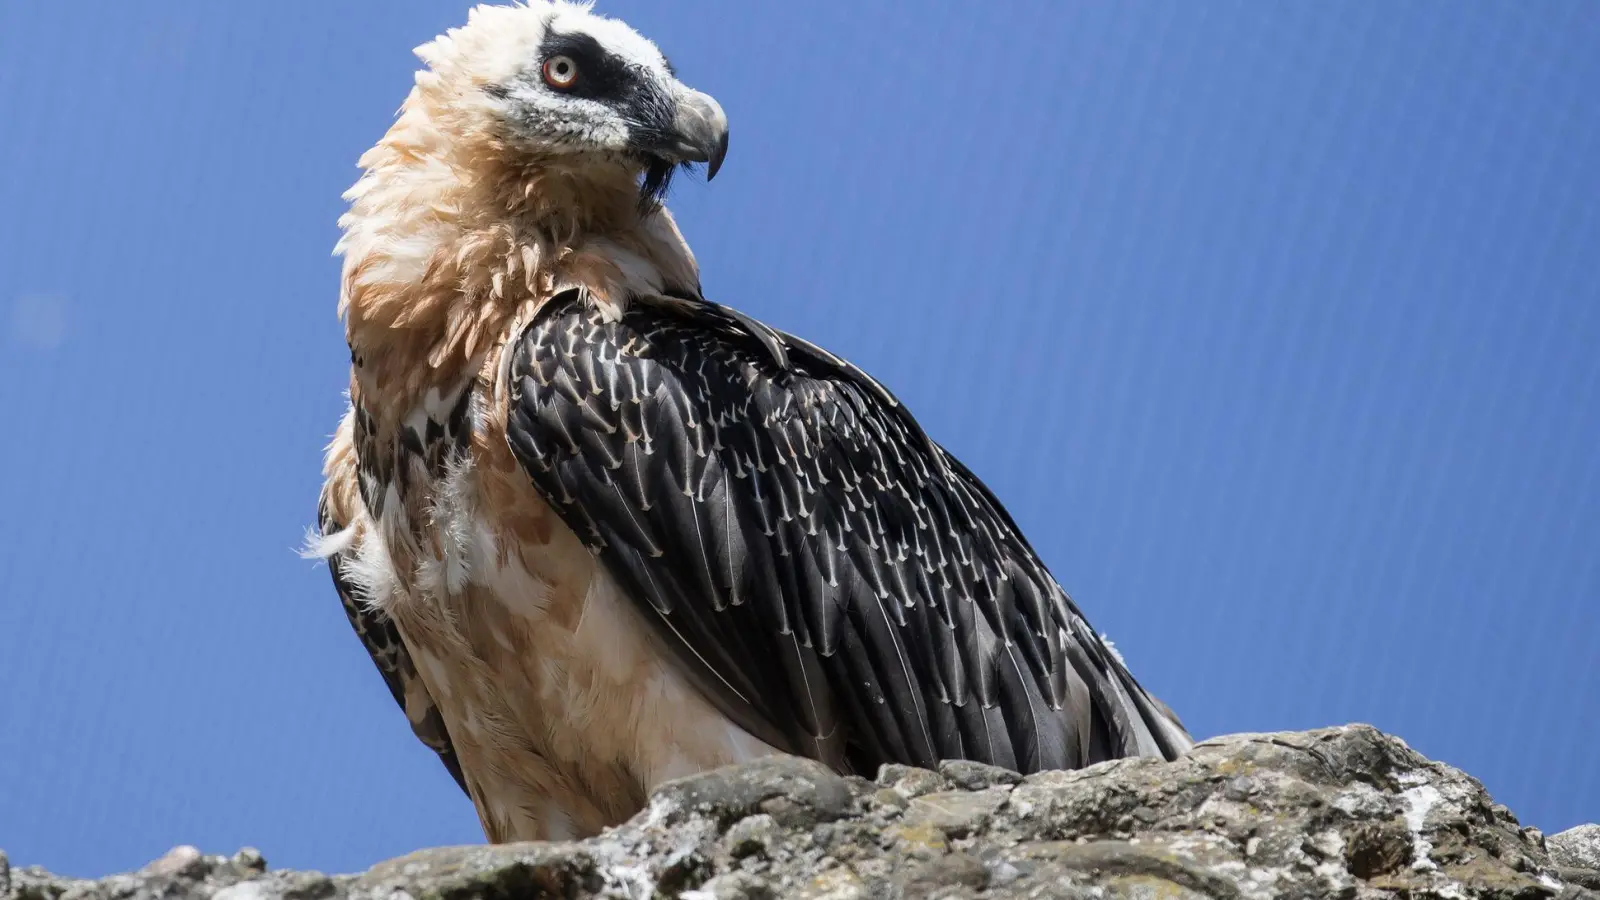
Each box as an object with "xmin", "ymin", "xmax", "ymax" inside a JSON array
[{"xmin": 503, "ymin": 291, "xmax": 1191, "ymax": 776}]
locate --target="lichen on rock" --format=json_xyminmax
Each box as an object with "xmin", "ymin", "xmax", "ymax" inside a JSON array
[{"xmin": 5, "ymin": 725, "xmax": 1597, "ymax": 899}]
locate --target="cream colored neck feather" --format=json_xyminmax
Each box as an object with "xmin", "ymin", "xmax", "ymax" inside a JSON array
[{"xmin": 334, "ymin": 84, "xmax": 702, "ymax": 417}]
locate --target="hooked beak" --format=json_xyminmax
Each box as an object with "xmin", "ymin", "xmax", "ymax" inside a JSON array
[{"xmin": 667, "ymin": 88, "xmax": 729, "ymax": 180}]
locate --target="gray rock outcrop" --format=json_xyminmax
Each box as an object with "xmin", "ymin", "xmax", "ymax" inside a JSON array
[
  {"xmin": 1550, "ymin": 825, "xmax": 1600, "ymax": 892},
  {"xmin": 6, "ymin": 725, "xmax": 1597, "ymax": 899}
]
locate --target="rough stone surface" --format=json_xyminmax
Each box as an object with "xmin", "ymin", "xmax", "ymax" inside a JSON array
[
  {"xmin": 6, "ymin": 726, "xmax": 1597, "ymax": 899},
  {"xmin": 1551, "ymin": 827, "xmax": 1600, "ymax": 869},
  {"xmin": 1551, "ymin": 826, "xmax": 1600, "ymax": 891}
]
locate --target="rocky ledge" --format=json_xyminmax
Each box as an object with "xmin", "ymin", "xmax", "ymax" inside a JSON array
[{"xmin": 5, "ymin": 725, "xmax": 1597, "ymax": 899}]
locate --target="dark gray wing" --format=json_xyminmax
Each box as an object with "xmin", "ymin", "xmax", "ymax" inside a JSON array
[
  {"xmin": 317, "ymin": 497, "xmax": 468, "ymax": 794},
  {"xmin": 504, "ymin": 291, "xmax": 1191, "ymax": 775}
]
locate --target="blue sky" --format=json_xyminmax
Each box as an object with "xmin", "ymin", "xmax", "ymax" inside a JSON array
[{"xmin": 1, "ymin": 0, "xmax": 1596, "ymax": 879}]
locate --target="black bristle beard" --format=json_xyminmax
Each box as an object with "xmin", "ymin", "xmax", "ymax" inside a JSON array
[{"xmin": 638, "ymin": 157, "xmax": 691, "ymax": 212}]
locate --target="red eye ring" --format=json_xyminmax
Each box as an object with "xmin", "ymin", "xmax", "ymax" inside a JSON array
[{"xmin": 542, "ymin": 55, "xmax": 579, "ymax": 90}]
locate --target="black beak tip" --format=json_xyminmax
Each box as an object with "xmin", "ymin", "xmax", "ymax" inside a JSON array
[{"xmin": 706, "ymin": 129, "xmax": 729, "ymax": 181}]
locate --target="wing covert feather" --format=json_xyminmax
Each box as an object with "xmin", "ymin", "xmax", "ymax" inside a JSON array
[{"xmin": 504, "ymin": 292, "xmax": 1190, "ymax": 774}]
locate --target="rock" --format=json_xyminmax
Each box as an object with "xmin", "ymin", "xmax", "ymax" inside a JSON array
[
  {"xmin": 1553, "ymin": 825, "xmax": 1600, "ymax": 870},
  {"xmin": 230, "ymin": 847, "xmax": 267, "ymax": 875},
  {"xmin": 5, "ymin": 844, "xmax": 299, "ymax": 900},
  {"xmin": 1551, "ymin": 825, "xmax": 1600, "ymax": 890},
  {"xmin": 649, "ymin": 754, "xmax": 857, "ymax": 829},
  {"xmin": 937, "ymin": 758, "xmax": 1022, "ymax": 791},
  {"xmin": 876, "ymin": 763, "xmax": 951, "ymax": 799},
  {"xmin": 721, "ymin": 813, "xmax": 781, "ymax": 859},
  {"xmin": 683, "ymin": 870, "xmax": 774, "ymax": 900},
  {"xmin": 141, "ymin": 844, "xmax": 203, "ymax": 878},
  {"xmin": 901, "ymin": 787, "xmax": 1010, "ymax": 835},
  {"xmin": 5, "ymin": 725, "xmax": 1596, "ymax": 899},
  {"xmin": 894, "ymin": 850, "xmax": 989, "ymax": 898}
]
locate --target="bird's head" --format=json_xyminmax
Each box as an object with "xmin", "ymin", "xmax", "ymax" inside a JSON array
[{"xmin": 413, "ymin": 2, "xmax": 727, "ymax": 207}]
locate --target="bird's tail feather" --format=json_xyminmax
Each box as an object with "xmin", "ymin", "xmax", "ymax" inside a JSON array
[{"xmin": 1066, "ymin": 617, "xmax": 1194, "ymax": 764}]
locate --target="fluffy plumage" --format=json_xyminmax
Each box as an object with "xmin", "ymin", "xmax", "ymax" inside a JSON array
[{"xmin": 314, "ymin": 0, "xmax": 1192, "ymax": 842}]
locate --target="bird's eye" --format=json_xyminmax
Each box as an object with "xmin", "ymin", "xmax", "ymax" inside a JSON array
[{"xmin": 542, "ymin": 55, "xmax": 579, "ymax": 90}]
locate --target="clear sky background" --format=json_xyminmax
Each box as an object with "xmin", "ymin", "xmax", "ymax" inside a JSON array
[{"xmin": 1, "ymin": 0, "xmax": 1596, "ymax": 879}]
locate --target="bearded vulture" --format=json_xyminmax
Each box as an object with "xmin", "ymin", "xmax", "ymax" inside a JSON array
[{"xmin": 313, "ymin": 1, "xmax": 1193, "ymax": 842}]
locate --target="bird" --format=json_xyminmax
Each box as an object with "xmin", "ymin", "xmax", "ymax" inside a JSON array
[{"xmin": 312, "ymin": 1, "xmax": 1194, "ymax": 843}]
